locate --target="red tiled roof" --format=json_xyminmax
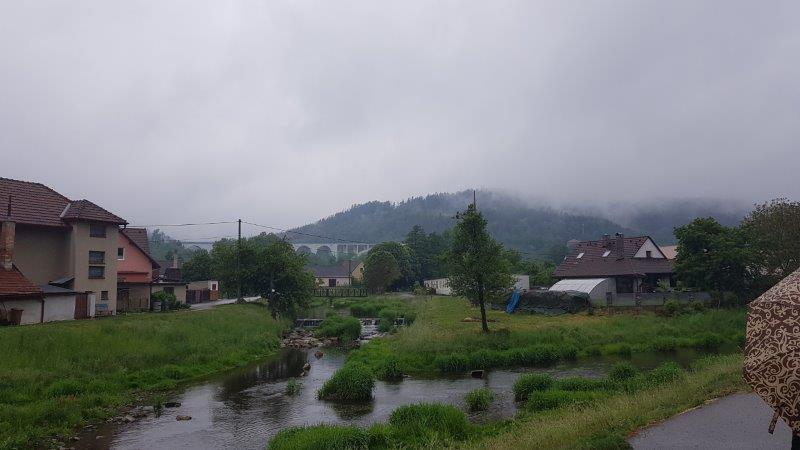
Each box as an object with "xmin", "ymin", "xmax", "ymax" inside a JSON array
[
  {"xmin": 121, "ymin": 228, "xmax": 160, "ymax": 268},
  {"xmin": 0, "ymin": 178, "xmax": 126, "ymax": 226},
  {"xmin": 0, "ymin": 265, "xmax": 43, "ymax": 298},
  {"xmin": 553, "ymin": 235, "xmax": 674, "ymax": 278}
]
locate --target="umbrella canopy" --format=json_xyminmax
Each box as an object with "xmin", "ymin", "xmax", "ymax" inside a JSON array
[{"xmin": 744, "ymin": 268, "xmax": 800, "ymax": 434}]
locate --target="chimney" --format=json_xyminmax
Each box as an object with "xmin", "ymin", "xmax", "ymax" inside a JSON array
[
  {"xmin": 0, "ymin": 220, "xmax": 15, "ymax": 271},
  {"xmin": 602, "ymin": 234, "xmax": 611, "ymax": 245},
  {"xmin": 1, "ymin": 196, "xmax": 15, "ymax": 270},
  {"xmin": 615, "ymin": 233, "xmax": 624, "ymax": 258}
]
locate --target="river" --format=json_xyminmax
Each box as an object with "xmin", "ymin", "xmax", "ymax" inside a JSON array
[{"xmin": 74, "ymin": 346, "xmax": 723, "ymax": 450}]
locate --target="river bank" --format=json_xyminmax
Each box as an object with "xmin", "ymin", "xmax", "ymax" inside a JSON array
[{"xmin": 0, "ymin": 304, "xmax": 286, "ymax": 449}]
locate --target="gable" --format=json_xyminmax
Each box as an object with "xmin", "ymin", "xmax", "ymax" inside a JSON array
[{"xmin": 633, "ymin": 238, "xmax": 666, "ymax": 259}]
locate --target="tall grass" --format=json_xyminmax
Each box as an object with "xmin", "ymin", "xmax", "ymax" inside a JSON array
[
  {"xmin": 348, "ymin": 296, "xmax": 745, "ymax": 375},
  {"xmin": 317, "ymin": 363, "xmax": 375, "ymax": 402},
  {"xmin": 0, "ymin": 304, "xmax": 285, "ymax": 448},
  {"xmin": 315, "ymin": 315, "xmax": 362, "ymax": 341}
]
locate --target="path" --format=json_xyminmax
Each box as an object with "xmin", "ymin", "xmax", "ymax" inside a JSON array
[
  {"xmin": 629, "ymin": 393, "xmax": 792, "ymax": 449},
  {"xmin": 189, "ymin": 296, "xmax": 260, "ymax": 310}
]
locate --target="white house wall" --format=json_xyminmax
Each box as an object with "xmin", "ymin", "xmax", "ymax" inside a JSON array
[
  {"xmin": 2, "ymin": 299, "xmax": 42, "ymax": 324},
  {"xmin": 43, "ymin": 295, "xmax": 77, "ymax": 322},
  {"xmin": 634, "ymin": 239, "xmax": 665, "ymax": 259}
]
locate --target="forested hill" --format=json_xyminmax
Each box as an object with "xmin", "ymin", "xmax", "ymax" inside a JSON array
[
  {"xmin": 287, "ymin": 191, "xmax": 750, "ymax": 262},
  {"xmin": 287, "ymin": 191, "xmax": 634, "ymax": 261}
]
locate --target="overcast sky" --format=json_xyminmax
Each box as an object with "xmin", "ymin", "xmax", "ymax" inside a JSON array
[{"xmin": 2, "ymin": 1, "xmax": 798, "ymax": 239}]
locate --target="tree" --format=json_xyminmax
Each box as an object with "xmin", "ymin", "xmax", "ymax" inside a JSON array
[
  {"xmin": 447, "ymin": 204, "xmax": 514, "ymax": 333},
  {"xmin": 673, "ymin": 218, "xmax": 755, "ymax": 294},
  {"xmin": 363, "ymin": 250, "xmax": 401, "ymax": 293},
  {"xmin": 742, "ymin": 198, "xmax": 800, "ymax": 289},
  {"xmin": 254, "ymin": 239, "xmax": 316, "ymax": 319},
  {"xmin": 182, "ymin": 249, "xmax": 213, "ymax": 281},
  {"xmin": 368, "ymin": 241, "xmax": 416, "ymax": 290}
]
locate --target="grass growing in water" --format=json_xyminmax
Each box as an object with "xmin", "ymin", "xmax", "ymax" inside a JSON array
[
  {"xmin": 315, "ymin": 315, "xmax": 362, "ymax": 341},
  {"xmin": 285, "ymin": 378, "xmax": 301, "ymax": 396},
  {"xmin": 317, "ymin": 363, "xmax": 375, "ymax": 402},
  {"xmin": 465, "ymin": 388, "xmax": 494, "ymax": 412},
  {"xmin": 0, "ymin": 304, "xmax": 285, "ymax": 449}
]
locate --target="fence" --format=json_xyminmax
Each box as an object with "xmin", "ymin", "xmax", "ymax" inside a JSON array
[
  {"xmin": 117, "ymin": 297, "xmax": 150, "ymax": 313},
  {"xmin": 313, "ymin": 287, "xmax": 371, "ymax": 297},
  {"xmin": 607, "ymin": 292, "xmax": 711, "ymax": 307}
]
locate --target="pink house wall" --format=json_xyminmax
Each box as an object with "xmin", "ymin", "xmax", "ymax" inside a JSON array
[{"xmin": 117, "ymin": 232, "xmax": 154, "ymax": 283}]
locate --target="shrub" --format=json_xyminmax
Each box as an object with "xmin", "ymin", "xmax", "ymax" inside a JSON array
[
  {"xmin": 513, "ymin": 373, "xmax": 554, "ymax": 401},
  {"xmin": 285, "ymin": 378, "xmax": 300, "ymax": 395},
  {"xmin": 388, "ymin": 403, "xmax": 471, "ymax": 442},
  {"xmin": 694, "ymin": 332, "xmax": 724, "ymax": 350},
  {"xmin": 609, "ymin": 362, "xmax": 638, "ymax": 382},
  {"xmin": 647, "ymin": 362, "xmax": 683, "ymax": 384},
  {"xmin": 464, "ymin": 388, "xmax": 494, "ymax": 412},
  {"xmin": 318, "ymin": 363, "xmax": 375, "ymax": 402},
  {"xmin": 663, "ymin": 299, "xmax": 685, "ymax": 317},
  {"xmin": 689, "ymin": 301, "xmax": 706, "ymax": 313},
  {"xmin": 316, "ymin": 316, "xmax": 362, "ymax": 341},
  {"xmin": 268, "ymin": 425, "xmax": 370, "ymax": 450}
]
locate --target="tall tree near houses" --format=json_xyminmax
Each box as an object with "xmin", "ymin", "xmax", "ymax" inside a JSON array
[
  {"xmin": 363, "ymin": 250, "xmax": 401, "ymax": 293},
  {"xmin": 447, "ymin": 204, "xmax": 514, "ymax": 333}
]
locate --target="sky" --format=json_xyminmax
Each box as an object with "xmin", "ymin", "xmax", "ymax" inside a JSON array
[{"xmin": 2, "ymin": 1, "xmax": 799, "ymax": 240}]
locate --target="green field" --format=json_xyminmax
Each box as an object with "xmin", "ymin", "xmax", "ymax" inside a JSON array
[
  {"xmin": 0, "ymin": 304, "xmax": 285, "ymax": 449},
  {"xmin": 348, "ymin": 296, "xmax": 746, "ymax": 375}
]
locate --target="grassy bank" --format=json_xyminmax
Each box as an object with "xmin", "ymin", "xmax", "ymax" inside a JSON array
[
  {"xmin": 0, "ymin": 304, "xmax": 286, "ymax": 449},
  {"xmin": 267, "ymin": 354, "xmax": 745, "ymax": 449},
  {"xmin": 471, "ymin": 354, "xmax": 745, "ymax": 449},
  {"xmin": 348, "ymin": 296, "xmax": 745, "ymax": 375}
]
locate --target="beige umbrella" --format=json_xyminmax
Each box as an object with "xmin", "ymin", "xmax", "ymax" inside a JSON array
[{"xmin": 744, "ymin": 268, "xmax": 800, "ymax": 435}]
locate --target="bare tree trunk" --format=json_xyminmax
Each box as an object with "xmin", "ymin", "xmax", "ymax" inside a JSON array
[{"xmin": 478, "ymin": 284, "xmax": 489, "ymax": 333}]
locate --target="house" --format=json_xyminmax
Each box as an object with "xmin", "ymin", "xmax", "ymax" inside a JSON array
[
  {"xmin": 186, "ymin": 280, "xmax": 220, "ymax": 303},
  {"xmin": 0, "ymin": 178, "xmax": 127, "ymax": 320},
  {"xmin": 116, "ymin": 228, "xmax": 161, "ymax": 312},
  {"xmin": 151, "ymin": 253, "xmax": 188, "ymax": 304},
  {"xmin": 424, "ymin": 274, "xmax": 529, "ymax": 296},
  {"xmin": 549, "ymin": 233, "xmax": 674, "ymax": 304},
  {"xmin": 308, "ymin": 261, "xmax": 361, "ymax": 287},
  {"xmin": 660, "ymin": 245, "xmax": 678, "ymax": 260}
]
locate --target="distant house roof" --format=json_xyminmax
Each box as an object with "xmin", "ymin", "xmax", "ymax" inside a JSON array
[
  {"xmin": 0, "ymin": 265, "xmax": 43, "ymax": 299},
  {"xmin": 0, "ymin": 177, "xmax": 127, "ymax": 227},
  {"xmin": 553, "ymin": 235, "xmax": 674, "ymax": 278},
  {"xmin": 121, "ymin": 228, "xmax": 160, "ymax": 268},
  {"xmin": 307, "ymin": 262, "xmax": 355, "ymax": 278},
  {"xmin": 660, "ymin": 245, "xmax": 678, "ymax": 260}
]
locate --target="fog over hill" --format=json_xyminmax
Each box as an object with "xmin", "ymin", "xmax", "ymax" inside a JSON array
[{"xmin": 286, "ymin": 190, "xmax": 750, "ymax": 261}]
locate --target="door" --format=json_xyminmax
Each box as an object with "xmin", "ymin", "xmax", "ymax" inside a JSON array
[{"xmin": 74, "ymin": 293, "xmax": 89, "ymax": 319}]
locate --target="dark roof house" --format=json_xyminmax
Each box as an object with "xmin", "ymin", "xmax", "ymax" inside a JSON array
[{"xmin": 553, "ymin": 234, "xmax": 673, "ymax": 279}]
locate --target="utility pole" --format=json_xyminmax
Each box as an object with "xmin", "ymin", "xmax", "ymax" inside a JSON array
[{"xmin": 237, "ymin": 218, "xmax": 242, "ymax": 301}]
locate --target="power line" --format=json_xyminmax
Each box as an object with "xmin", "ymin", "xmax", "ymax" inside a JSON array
[
  {"xmin": 241, "ymin": 221, "xmax": 373, "ymax": 245},
  {"xmin": 128, "ymin": 221, "xmax": 236, "ymax": 227}
]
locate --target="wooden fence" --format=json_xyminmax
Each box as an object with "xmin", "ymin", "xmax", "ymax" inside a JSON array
[
  {"xmin": 313, "ymin": 287, "xmax": 371, "ymax": 298},
  {"xmin": 117, "ymin": 297, "xmax": 150, "ymax": 313}
]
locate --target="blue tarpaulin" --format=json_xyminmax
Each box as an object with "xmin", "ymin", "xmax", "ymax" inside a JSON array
[{"xmin": 505, "ymin": 288, "xmax": 521, "ymax": 314}]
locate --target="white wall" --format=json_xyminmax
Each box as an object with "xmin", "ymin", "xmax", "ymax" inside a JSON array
[
  {"xmin": 316, "ymin": 277, "xmax": 351, "ymax": 287},
  {"xmin": 424, "ymin": 278, "xmax": 452, "ymax": 295},
  {"xmin": 2, "ymin": 299, "xmax": 42, "ymax": 324},
  {"xmin": 43, "ymin": 294, "xmax": 76, "ymax": 322},
  {"xmin": 513, "ymin": 274, "xmax": 530, "ymax": 291},
  {"xmin": 634, "ymin": 238, "xmax": 665, "ymax": 259}
]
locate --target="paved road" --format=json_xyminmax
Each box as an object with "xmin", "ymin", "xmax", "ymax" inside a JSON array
[
  {"xmin": 189, "ymin": 296, "xmax": 260, "ymax": 310},
  {"xmin": 629, "ymin": 393, "xmax": 792, "ymax": 449}
]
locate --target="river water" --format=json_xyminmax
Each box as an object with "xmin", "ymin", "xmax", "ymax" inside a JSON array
[{"xmin": 75, "ymin": 346, "xmax": 721, "ymax": 450}]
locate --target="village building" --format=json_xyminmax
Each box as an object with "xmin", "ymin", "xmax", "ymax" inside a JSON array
[
  {"xmin": 0, "ymin": 178, "xmax": 127, "ymax": 322},
  {"xmin": 116, "ymin": 228, "xmax": 161, "ymax": 312},
  {"xmin": 549, "ymin": 233, "xmax": 675, "ymax": 304},
  {"xmin": 308, "ymin": 261, "xmax": 363, "ymax": 287},
  {"xmin": 424, "ymin": 274, "xmax": 530, "ymax": 296},
  {"xmin": 186, "ymin": 280, "xmax": 220, "ymax": 303}
]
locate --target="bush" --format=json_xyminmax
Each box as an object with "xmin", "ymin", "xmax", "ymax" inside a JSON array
[
  {"xmin": 388, "ymin": 404, "xmax": 471, "ymax": 442},
  {"xmin": 513, "ymin": 374, "xmax": 554, "ymax": 401},
  {"xmin": 268, "ymin": 425, "xmax": 370, "ymax": 450},
  {"xmin": 689, "ymin": 301, "xmax": 706, "ymax": 313},
  {"xmin": 663, "ymin": 299, "xmax": 684, "ymax": 317},
  {"xmin": 464, "ymin": 388, "xmax": 494, "ymax": 412},
  {"xmin": 694, "ymin": 332, "xmax": 724, "ymax": 350},
  {"xmin": 609, "ymin": 362, "xmax": 638, "ymax": 382},
  {"xmin": 318, "ymin": 363, "xmax": 375, "ymax": 402},
  {"xmin": 151, "ymin": 290, "xmax": 188, "ymax": 311},
  {"xmin": 316, "ymin": 316, "xmax": 362, "ymax": 341},
  {"xmin": 647, "ymin": 362, "xmax": 683, "ymax": 384}
]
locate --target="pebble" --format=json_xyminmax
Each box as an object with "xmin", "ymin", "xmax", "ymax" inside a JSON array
[{"xmin": 176, "ymin": 415, "xmax": 192, "ymax": 421}]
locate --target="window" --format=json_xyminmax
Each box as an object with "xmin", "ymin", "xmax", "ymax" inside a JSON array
[
  {"xmin": 90, "ymin": 224, "xmax": 106, "ymax": 238},
  {"xmin": 576, "ymin": 252, "xmax": 585, "ymax": 259},
  {"xmin": 100, "ymin": 290, "xmax": 109, "ymax": 301},
  {"xmin": 89, "ymin": 266, "xmax": 105, "ymax": 279},
  {"xmin": 602, "ymin": 250, "xmax": 611, "ymax": 257},
  {"xmin": 645, "ymin": 250, "xmax": 652, "ymax": 258},
  {"xmin": 89, "ymin": 251, "xmax": 105, "ymax": 264},
  {"xmin": 211, "ymin": 283, "xmax": 217, "ymax": 291},
  {"xmin": 117, "ymin": 247, "xmax": 125, "ymax": 260}
]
